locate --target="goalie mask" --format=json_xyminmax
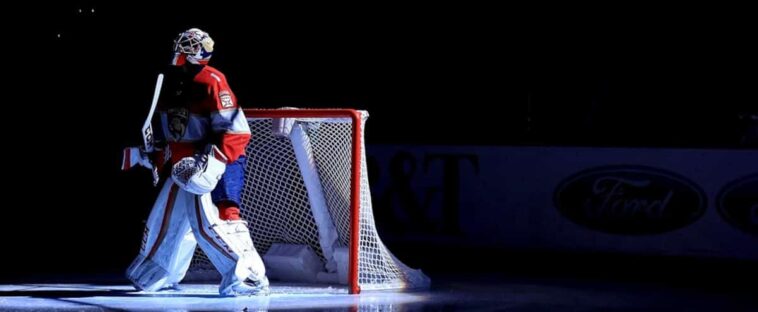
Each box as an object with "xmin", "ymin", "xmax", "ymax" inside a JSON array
[{"xmin": 171, "ymin": 28, "xmax": 214, "ymax": 66}]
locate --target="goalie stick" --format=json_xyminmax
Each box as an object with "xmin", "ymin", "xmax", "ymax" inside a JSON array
[{"xmin": 143, "ymin": 73, "xmax": 164, "ymax": 186}]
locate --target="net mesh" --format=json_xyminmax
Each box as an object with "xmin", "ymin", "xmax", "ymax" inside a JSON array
[{"xmin": 186, "ymin": 110, "xmax": 429, "ymax": 291}]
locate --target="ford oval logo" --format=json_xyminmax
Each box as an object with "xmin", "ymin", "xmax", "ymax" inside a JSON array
[
  {"xmin": 554, "ymin": 165, "xmax": 706, "ymax": 235},
  {"xmin": 717, "ymin": 174, "xmax": 758, "ymax": 236}
]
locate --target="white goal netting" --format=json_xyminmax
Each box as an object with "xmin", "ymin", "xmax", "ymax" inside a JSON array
[{"xmin": 186, "ymin": 109, "xmax": 429, "ymax": 292}]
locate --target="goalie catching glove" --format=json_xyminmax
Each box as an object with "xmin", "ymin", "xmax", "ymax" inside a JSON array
[{"xmin": 171, "ymin": 145, "xmax": 228, "ymax": 195}]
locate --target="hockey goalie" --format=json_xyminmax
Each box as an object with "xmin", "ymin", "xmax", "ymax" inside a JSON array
[{"xmin": 121, "ymin": 28, "xmax": 268, "ymax": 296}]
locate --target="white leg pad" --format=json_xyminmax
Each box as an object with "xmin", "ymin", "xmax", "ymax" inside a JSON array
[
  {"xmin": 126, "ymin": 181, "xmax": 197, "ymax": 291},
  {"xmin": 188, "ymin": 193, "xmax": 267, "ymax": 295},
  {"xmin": 126, "ymin": 255, "xmax": 168, "ymax": 291}
]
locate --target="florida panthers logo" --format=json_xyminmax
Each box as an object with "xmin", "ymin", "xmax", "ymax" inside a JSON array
[
  {"xmin": 167, "ymin": 107, "xmax": 189, "ymax": 140},
  {"xmin": 219, "ymin": 90, "xmax": 234, "ymax": 108}
]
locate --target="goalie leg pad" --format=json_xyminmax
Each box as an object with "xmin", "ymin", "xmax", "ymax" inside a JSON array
[
  {"xmin": 126, "ymin": 180, "xmax": 198, "ymax": 291},
  {"xmin": 165, "ymin": 227, "xmax": 198, "ymax": 285},
  {"xmin": 127, "ymin": 255, "xmax": 170, "ymax": 291},
  {"xmin": 188, "ymin": 193, "xmax": 268, "ymax": 296}
]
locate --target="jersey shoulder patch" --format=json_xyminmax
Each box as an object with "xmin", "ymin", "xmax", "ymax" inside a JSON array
[{"xmin": 219, "ymin": 90, "xmax": 234, "ymax": 108}]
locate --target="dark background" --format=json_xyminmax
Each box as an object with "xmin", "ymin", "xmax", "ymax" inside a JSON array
[{"xmin": 4, "ymin": 3, "xmax": 756, "ymax": 285}]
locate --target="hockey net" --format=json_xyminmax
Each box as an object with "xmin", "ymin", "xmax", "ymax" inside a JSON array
[{"xmin": 186, "ymin": 108, "xmax": 429, "ymax": 293}]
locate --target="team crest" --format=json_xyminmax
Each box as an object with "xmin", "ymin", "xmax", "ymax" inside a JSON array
[
  {"xmin": 167, "ymin": 107, "xmax": 189, "ymax": 140},
  {"xmin": 219, "ymin": 90, "xmax": 234, "ymax": 108}
]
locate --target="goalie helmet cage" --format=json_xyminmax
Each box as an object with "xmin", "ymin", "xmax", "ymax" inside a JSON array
[{"xmin": 186, "ymin": 108, "xmax": 430, "ymax": 294}]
